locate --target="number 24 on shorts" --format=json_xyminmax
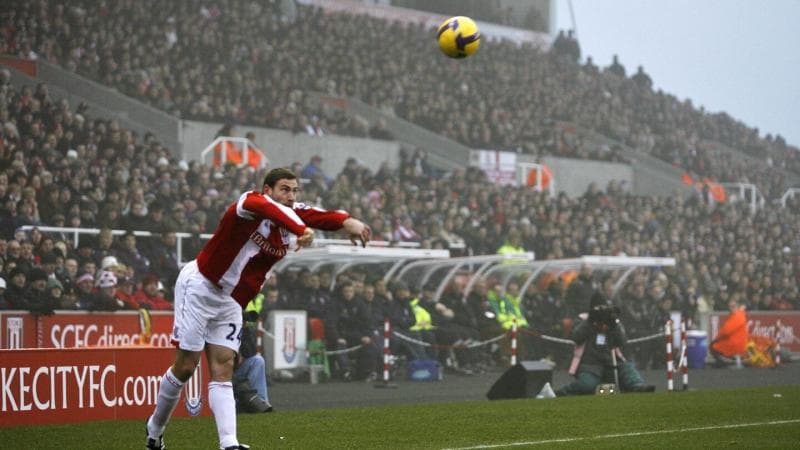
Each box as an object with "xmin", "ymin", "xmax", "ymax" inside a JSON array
[{"xmin": 226, "ymin": 324, "xmax": 242, "ymax": 341}]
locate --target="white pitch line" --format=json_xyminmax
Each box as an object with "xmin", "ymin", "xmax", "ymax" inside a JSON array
[{"xmin": 444, "ymin": 418, "xmax": 800, "ymax": 450}]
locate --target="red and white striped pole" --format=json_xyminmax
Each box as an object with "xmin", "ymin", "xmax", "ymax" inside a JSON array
[
  {"xmin": 665, "ymin": 320, "xmax": 674, "ymax": 392},
  {"xmin": 382, "ymin": 318, "xmax": 391, "ymax": 382},
  {"xmin": 680, "ymin": 318, "xmax": 688, "ymax": 390},
  {"xmin": 510, "ymin": 319, "xmax": 518, "ymax": 367}
]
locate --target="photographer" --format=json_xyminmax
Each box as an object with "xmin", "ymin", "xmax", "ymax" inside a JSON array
[{"xmin": 555, "ymin": 292, "xmax": 654, "ymax": 396}]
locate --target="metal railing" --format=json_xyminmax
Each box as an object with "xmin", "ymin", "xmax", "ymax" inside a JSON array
[
  {"xmin": 780, "ymin": 187, "xmax": 800, "ymax": 208},
  {"xmin": 719, "ymin": 182, "xmax": 765, "ymax": 214},
  {"xmin": 17, "ymin": 226, "xmax": 420, "ymax": 267},
  {"xmin": 200, "ymin": 136, "xmax": 268, "ymax": 169}
]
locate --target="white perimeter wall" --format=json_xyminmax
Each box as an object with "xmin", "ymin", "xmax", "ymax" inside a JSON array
[
  {"xmin": 181, "ymin": 120, "xmax": 401, "ymax": 176},
  {"xmin": 541, "ymin": 156, "xmax": 634, "ymax": 197}
]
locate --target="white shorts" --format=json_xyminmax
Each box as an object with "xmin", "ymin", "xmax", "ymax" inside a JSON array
[{"xmin": 171, "ymin": 260, "xmax": 243, "ymax": 353}]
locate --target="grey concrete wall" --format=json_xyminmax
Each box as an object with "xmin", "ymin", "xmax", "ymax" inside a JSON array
[
  {"xmin": 181, "ymin": 120, "xmax": 401, "ymax": 175},
  {"xmin": 35, "ymin": 61, "xmax": 181, "ymax": 154},
  {"xmin": 539, "ymin": 156, "xmax": 633, "ymax": 197},
  {"xmin": 308, "ymin": 93, "xmax": 470, "ymax": 171},
  {"xmin": 5, "ymin": 62, "xmax": 179, "ymax": 154},
  {"xmin": 632, "ymin": 164, "xmax": 693, "ymax": 197},
  {"xmin": 555, "ymin": 121, "xmax": 694, "ymax": 198}
]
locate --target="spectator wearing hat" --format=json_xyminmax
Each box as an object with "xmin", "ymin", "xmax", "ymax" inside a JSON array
[
  {"xmin": 75, "ymin": 272, "xmax": 96, "ymax": 310},
  {"xmin": 156, "ymin": 280, "xmax": 170, "ymax": 300},
  {"xmin": 5, "ymin": 267, "xmax": 27, "ymax": 308},
  {"xmin": 114, "ymin": 275, "xmax": 140, "ymax": 310},
  {"xmin": 39, "ymin": 251, "xmax": 59, "ymax": 281},
  {"xmin": 23, "ymin": 268, "xmax": 57, "ymax": 315},
  {"xmin": 45, "ymin": 277, "xmax": 65, "ymax": 310},
  {"xmin": 53, "ymin": 241, "xmax": 69, "ymax": 260},
  {"xmin": 89, "ymin": 271, "xmax": 122, "ymax": 311},
  {"xmin": 100, "ymin": 255, "xmax": 121, "ymax": 273},
  {"xmin": 132, "ymin": 274, "xmax": 172, "ymax": 310}
]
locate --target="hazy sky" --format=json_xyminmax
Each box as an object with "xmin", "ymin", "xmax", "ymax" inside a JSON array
[{"xmin": 554, "ymin": 0, "xmax": 800, "ymax": 147}]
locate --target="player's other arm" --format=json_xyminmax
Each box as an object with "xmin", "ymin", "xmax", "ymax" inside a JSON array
[
  {"xmin": 241, "ymin": 192, "xmax": 308, "ymax": 236},
  {"xmin": 294, "ymin": 203, "xmax": 371, "ymax": 247}
]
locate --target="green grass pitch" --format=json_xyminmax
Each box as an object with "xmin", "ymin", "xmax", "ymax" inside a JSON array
[{"xmin": 3, "ymin": 385, "xmax": 799, "ymax": 449}]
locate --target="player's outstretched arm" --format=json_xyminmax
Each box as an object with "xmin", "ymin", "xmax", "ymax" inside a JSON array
[
  {"xmin": 343, "ymin": 218, "xmax": 371, "ymax": 248},
  {"xmin": 292, "ymin": 203, "xmax": 369, "ymax": 246}
]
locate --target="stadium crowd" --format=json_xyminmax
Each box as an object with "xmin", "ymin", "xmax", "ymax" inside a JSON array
[
  {"xmin": 1, "ymin": 0, "xmax": 798, "ymax": 199},
  {"xmin": 0, "ymin": 70, "xmax": 798, "ymax": 375},
  {"xmin": 1, "ymin": 1, "xmax": 799, "ymax": 376}
]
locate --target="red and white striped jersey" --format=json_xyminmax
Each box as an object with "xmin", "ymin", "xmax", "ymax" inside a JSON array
[{"xmin": 196, "ymin": 190, "xmax": 349, "ymax": 306}]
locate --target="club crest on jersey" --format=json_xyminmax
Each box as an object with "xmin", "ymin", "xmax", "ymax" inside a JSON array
[{"xmin": 249, "ymin": 230, "xmax": 287, "ymax": 257}]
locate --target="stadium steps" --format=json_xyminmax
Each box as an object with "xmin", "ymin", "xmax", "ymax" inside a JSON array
[
  {"xmin": 701, "ymin": 139, "xmax": 800, "ymax": 188},
  {"xmin": 556, "ymin": 121, "xmax": 695, "ymax": 197},
  {"xmin": 2, "ymin": 58, "xmax": 181, "ymax": 156},
  {"xmin": 307, "ymin": 91, "xmax": 471, "ymax": 171}
]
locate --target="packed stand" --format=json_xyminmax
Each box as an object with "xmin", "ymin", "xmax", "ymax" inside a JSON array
[
  {"xmin": 332, "ymin": 148, "xmax": 799, "ymax": 319},
  {"xmin": 0, "ymin": 71, "xmax": 798, "ymax": 377},
  {"xmin": 2, "ymin": 0, "xmax": 797, "ymax": 197},
  {"xmin": 0, "ymin": 72, "xmax": 221, "ymax": 313}
]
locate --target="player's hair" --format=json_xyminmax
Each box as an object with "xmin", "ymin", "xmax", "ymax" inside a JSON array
[{"xmin": 263, "ymin": 167, "xmax": 297, "ymax": 188}]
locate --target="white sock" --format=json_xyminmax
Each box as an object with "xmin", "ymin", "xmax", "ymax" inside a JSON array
[
  {"xmin": 148, "ymin": 368, "xmax": 185, "ymax": 438},
  {"xmin": 209, "ymin": 381, "xmax": 238, "ymax": 448}
]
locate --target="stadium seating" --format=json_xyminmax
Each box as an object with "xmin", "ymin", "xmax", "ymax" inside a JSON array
[
  {"xmin": 0, "ymin": 2, "xmax": 797, "ymax": 333},
  {"xmin": 2, "ymin": 0, "xmax": 797, "ymax": 196}
]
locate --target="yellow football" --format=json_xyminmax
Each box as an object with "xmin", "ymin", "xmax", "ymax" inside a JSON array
[{"xmin": 437, "ymin": 16, "xmax": 481, "ymax": 58}]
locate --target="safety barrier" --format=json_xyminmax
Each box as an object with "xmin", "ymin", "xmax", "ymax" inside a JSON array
[
  {"xmin": 320, "ymin": 317, "xmax": 669, "ymax": 385},
  {"xmin": 665, "ymin": 319, "xmax": 688, "ymax": 392}
]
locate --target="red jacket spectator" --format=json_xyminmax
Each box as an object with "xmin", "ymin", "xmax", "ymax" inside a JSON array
[
  {"xmin": 114, "ymin": 276, "xmax": 140, "ymax": 310},
  {"xmin": 132, "ymin": 275, "xmax": 172, "ymax": 310}
]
